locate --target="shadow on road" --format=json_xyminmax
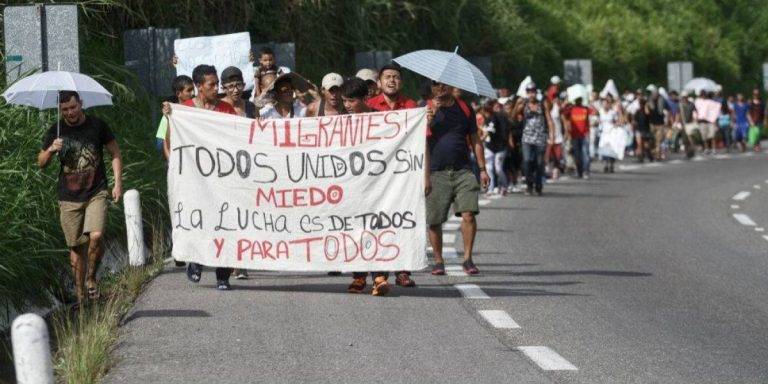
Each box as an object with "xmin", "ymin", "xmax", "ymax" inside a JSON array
[
  {"xmin": 225, "ymin": 283, "xmax": 585, "ymax": 298},
  {"xmin": 511, "ymin": 269, "xmax": 651, "ymax": 277},
  {"xmin": 125, "ymin": 309, "xmax": 210, "ymax": 323}
]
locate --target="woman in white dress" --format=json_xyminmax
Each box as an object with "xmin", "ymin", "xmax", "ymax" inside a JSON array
[{"xmin": 598, "ymin": 95, "xmax": 625, "ymax": 173}]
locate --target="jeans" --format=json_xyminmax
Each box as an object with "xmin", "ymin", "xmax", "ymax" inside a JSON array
[
  {"xmin": 571, "ymin": 138, "xmax": 590, "ymax": 177},
  {"xmin": 484, "ymin": 148, "xmax": 508, "ymax": 191},
  {"xmin": 522, "ymin": 143, "xmax": 545, "ymax": 189}
]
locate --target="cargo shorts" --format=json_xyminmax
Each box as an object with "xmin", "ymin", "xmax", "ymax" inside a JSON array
[
  {"xmin": 426, "ymin": 168, "xmax": 480, "ymax": 226},
  {"xmin": 58, "ymin": 190, "xmax": 108, "ymax": 247}
]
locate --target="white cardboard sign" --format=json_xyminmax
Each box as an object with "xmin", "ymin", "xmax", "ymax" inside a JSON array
[{"xmin": 174, "ymin": 32, "xmax": 255, "ymax": 91}]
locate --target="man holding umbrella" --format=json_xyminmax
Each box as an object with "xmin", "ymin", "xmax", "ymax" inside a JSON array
[
  {"xmin": 38, "ymin": 91, "xmax": 123, "ymax": 303},
  {"xmin": 394, "ymin": 47, "xmax": 492, "ymax": 275}
]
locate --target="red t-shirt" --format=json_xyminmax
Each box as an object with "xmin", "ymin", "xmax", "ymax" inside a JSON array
[
  {"xmin": 563, "ymin": 104, "xmax": 591, "ymax": 139},
  {"xmin": 366, "ymin": 93, "xmax": 417, "ymax": 111},
  {"xmin": 182, "ymin": 98, "xmax": 237, "ymax": 115}
]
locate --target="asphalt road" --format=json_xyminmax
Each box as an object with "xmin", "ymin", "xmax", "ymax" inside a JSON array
[{"xmin": 103, "ymin": 151, "xmax": 768, "ymax": 384}]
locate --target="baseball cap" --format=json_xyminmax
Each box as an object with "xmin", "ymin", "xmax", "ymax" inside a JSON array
[
  {"xmin": 525, "ymin": 82, "xmax": 537, "ymax": 91},
  {"xmin": 550, "ymin": 75, "xmax": 561, "ymax": 85},
  {"xmin": 221, "ymin": 66, "xmax": 244, "ymax": 84},
  {"xmin": 322, "ymin": 73, "xmax": 343, "ymax": 90},
  {"xmin": 356, "ymin": 68, "xmax": 377, "ymax": 83}
]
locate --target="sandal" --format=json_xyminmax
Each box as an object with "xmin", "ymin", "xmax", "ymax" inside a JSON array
[
  {"xmin": 462, "ymin": 259, "xmax": 479, "ymax": 275},
  {"xmin": 431, "ymin": 262, "xmax": 446, "ymax": 276},
  {"xmin": 87, "ymin": 285, "xmax": 100, "ymax": 300}
]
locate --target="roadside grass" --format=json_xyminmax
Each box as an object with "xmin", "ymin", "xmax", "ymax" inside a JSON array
[{"xmin": 51, "ymin": 221, "xmax": 170, "ymax": 384}]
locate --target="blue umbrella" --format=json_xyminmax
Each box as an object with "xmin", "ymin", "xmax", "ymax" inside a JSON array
[{"xmin": 393, "ymin": 47, "xmax": 495, "ymax": 98}]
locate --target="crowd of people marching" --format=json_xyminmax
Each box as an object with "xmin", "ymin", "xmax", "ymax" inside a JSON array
[
  {"xmin": 40, "ymin": 44, "xmax": 767, "ymax": 303},
  {"xmin": 153, "ymin": 47, "xmax": 768, "ymax": 295}
]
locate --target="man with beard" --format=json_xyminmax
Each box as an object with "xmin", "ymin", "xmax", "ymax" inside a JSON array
[
  {"xmin": 39, "ymin": 91, "xmax": 123, "ymax": 304},
  {"xmin": 364, "ymin": 63, "xmax": 419, "ymax": 287}
]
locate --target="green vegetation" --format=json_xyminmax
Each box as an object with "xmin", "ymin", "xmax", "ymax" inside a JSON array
[
  {"xmin": 52, "ymin": 252, "xmax": 166, "ymax": 384},
  {"xmin": 0, "ymin": 1, "xmax": 765, "ymax": 382},
  {"xmin": 57, "ymin": 0, "xmax": 768, "ymax": 92}
]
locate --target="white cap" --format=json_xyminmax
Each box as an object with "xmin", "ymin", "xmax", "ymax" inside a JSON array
[
  {"xmin": 646, "ymin": 84, "xmax": 657, "ymax": 93},
  {"xmin": 356, "ymin": 68, "xmax": 377, "ymax": 82},
  {"xmin": 550, "ymin": 75, "xmax": 562, "ymax": 85},
  {"xmin": 321, "ymin": 72, "xmax": 343, "ymax": 90}
]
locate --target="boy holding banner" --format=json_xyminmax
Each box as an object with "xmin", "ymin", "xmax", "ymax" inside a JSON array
[
  {"xmin": 342, "ymin": 78, "xmax": 392, "ymax": 296},
  {"xmin": 164, "ymin": 64, "xmax": 236, "ymax": 290}
]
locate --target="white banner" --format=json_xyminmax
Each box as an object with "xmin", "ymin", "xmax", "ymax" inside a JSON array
[
  {"xmin": 174, "ymin": 32, "xmax": 255, "ymax": 91},
  {"xmin": 167, "ymin": 104, "xmax": 428, "ymax": 272}
]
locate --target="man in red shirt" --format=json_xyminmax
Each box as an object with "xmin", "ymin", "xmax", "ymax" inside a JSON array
[
  {"xmin": 562, "ymin": 97, "xmax": 592, "ymax": 179},
  {"xmin": 366, "ymin": 63, "xmax": 418, "ymax": 111},
  {"xmin": 164, "ymin": 64, "xmax": 236, "ymax": 290},
  {"xmin": 362, "ymin": 63, "xmax": 418, "ymax": 288}
]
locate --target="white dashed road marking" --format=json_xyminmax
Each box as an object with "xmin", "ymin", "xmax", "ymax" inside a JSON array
[
  {"xmin": 478, "ymin": 310, "xmax": 520, "ymax": 329},
  {"xmin": 733, "ymin": 213, "xmax": 757, "ymax": 226},
  {"xmin": 669, "ymin": 159, "xmax": 683, "ymax": 164},
  {"xmin": 754, "ymin": 185, "xmax": 762, "ymax": 190},
  {"xmin": 479, "ymin": 199, "xmax": 491, "ymax": 206},
  {"xmin": 444, "ymin": 222, "xmax": 461, "ymax": 231},
  {"xmin": 733, "ymin": 191, "xmax": 751, "ymax": 201},
  {"xmin": 756, "ymin": 227, "xmax": 765, "ymax": 232},
  {"xmin": 446, "ymin": 265, "xmax": 467, "ymax": 276},
  {"xmin": 692, "ymin": 156, "xmax": 706, "ymax": 162},
  {"xmin": 443, "ymin": 249, "xmax": 458, "ymax": 259},
  {"xmin": 731, "ymin": 205, "xmax": 740, "ymax": 209},
  {"xmin": 715, "ymin": 154, "xmax": 731, "ymax": 160},
  {"xmin": 454, "ymin": 284, "xmax": 490, "ymax": 299},
  {"xmin": 517, "ymin": 346, "xmax": 578, "ymax": 371},
  {"xmin": 618, "ymin": 164, "xmax": 641, "ymax": 171},
  {"xmin": 762, "ymin": 235, "xmax": 768, "ymax": 243},
  {"xmin": 645, "ymin": 162, "xmax": 662, "ymax": 167},
  {"xmin": 488, "ymin": 194, "xmax": 503, "ymax": 200}
]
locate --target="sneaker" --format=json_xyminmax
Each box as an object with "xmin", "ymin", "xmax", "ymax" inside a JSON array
[
  {"xmin": 216, "ymin": 279, "xmax": 231, "ymax": 290},
  {"xmin": 395, "ymin": 272, "xmax": 416, "ymax": 287},
  {"xmin": 462, "ymin": 259, "xmax": 480, "ymax": 275},
  {"xmin": 186, "ymin": 263, "xmax": 202, "ymax": 283},
  {"xmin": 371, "ymin": 276, "xmax": 390, "ymax": 296},
  {"xmin": 234, "ymin": 269, "xmax": 248, "ymax": 280},
  {"xmin": 583, "ymin": 173, "xmax": 590, "ymax": 180},
  {"xmin": 347, "ymin": 277, "xmax": 366, "ymax": 293}
]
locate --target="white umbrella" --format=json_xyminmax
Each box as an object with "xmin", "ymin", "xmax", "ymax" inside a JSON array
[
  {"xmin": 683, "ymin": 77, "xmax": 718, "ymax": 94},
  {"xmin": 567, "ymin": 84, "xmax": 588, "ymax": 103},
  {"xmin": 599, "ymin": 79, "xmax": 619, "ymax": 99},
  {"xmin": 2, "ymin": 71, "xmax": 113, "ymax": 136},
  {"xmin": 393, "ymin": 47, "xmax": 495, "ymax": 98},
  {"xmin": 516, "ymin": 76, "xmax": 533, "ymax": 98}
]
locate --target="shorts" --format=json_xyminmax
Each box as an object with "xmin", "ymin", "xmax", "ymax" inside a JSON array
[
  {"xmin": 683, "ymin": 122, "xmax": 699, "ymax": 137},
  {"xmin": 59, "ymin": 190, "xmax": 108, "ymax": 247},
  {"xmin": 426, "ymin": 168, "xmax": 480, "ymax": 226},
  {"xmin": 698, "ymin": 122, "xmax": 717, "ymax": 140}
]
